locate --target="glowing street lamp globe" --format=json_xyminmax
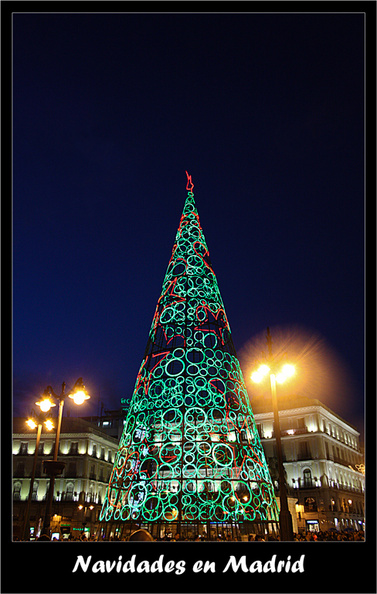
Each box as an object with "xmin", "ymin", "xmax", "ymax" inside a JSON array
[
  {"xmin": 276, "ymin": 364, "xmax": 296, "ymax": 384},
  {"xmin": 35, "ymin": 398, "xmax": 56, "ymax": 413},
  {"xmin": 250, "ymin": 364, "xmax": 270, "ymax": 383},
  {"xmin": 26, "ymin": 419, "xmax": 37, "ymax": 430},
  {"xmin": 44, "ymin": 419, "xmax": 54, "ymax": 431},
  {"xmin": 69, "ymin": 389, "xmax": 90, "ymax": 405},
  {"xmin": 251, "ymin": 363, "xmax": 295, "ymax": 385}
]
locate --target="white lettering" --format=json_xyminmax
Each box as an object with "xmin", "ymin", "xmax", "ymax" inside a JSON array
[
  {"xmin": 263, "ymin": 555, "xmax": 276, "ymax": 573},
  {"xmin": 72, "ymin": 555, "xmax": 92, "ymax": 573},
  {"xmin": 193, "ymin": 560, "xmax": 203, "ymax": 573},
  {"xmin": 106, "ymin": 560, "xmax": 116, "ymax": 572},
  {"xmin": 92, "ymin": 560, "xmax": 105, "ymax": 573},
  {"xmin": 175, "ymin": 560, "xmax": 186, "ymax": 575},
  {"xmin": 222, "ymin": 554, "xmax": 306, "ymax": 574},
  {"xmin": 203, "ymin": 560, "xmax": 216, "ymax": 573},
  {"xmin": 292, "ymin": 554, "xmax": 305, "ymax": 573},
  {"xmin": 250, "ymin": 560, "xmax": 263, "ymax": 573},
  {"xmin": 223, "ymin": 555, "xmax": 249, "ymax": 573}
]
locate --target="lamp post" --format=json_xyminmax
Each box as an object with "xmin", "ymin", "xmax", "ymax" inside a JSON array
[
  {"xmin": 21, "ymin": 412, "xmax": 54, "ymax": 540},
  {"xmin": 251, "ymin": 327, "xmax": 294, "ymax": 541},
  {"xmin": 39, "ymin": 378, "xmax": 90, "ymax": 538}
]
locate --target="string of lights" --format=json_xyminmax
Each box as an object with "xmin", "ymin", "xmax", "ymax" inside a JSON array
[{"xmin": 99, "ymin": 174, "xmax": 279, "ymax": 534}]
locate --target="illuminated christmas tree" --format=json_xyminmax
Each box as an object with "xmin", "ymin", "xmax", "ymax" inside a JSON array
[{"xmin": 99, "ymin": 173, "xmax": 279, "ymax": 539}]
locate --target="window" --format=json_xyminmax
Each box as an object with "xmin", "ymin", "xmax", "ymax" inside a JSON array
[
  {"xmin": 92, "ymin": 445, "xmax": 97, "ymax": 458},
  {"xmin": 304, "ymin": 497, "xmax": 317, "ymax": 512},
  {"xmin": 65, "ymin": 482, "xmax": 74, "ymax": 501},
  {"xmin": 303, "ymin": 468, "xmax": 313, "ymax": 488},
  {"xmin": 20, "ymin": 442, "xmax": 28, "ymax": 455},
  {"xmin": 298, "ymin": 440, "xmax": 310, "ymax": 460},
  {"xmin": 13, "ymin": 482, "xmax": 22, "ymax": 500},
  {"xmin": 31, "ymin": 481, "xmax": 39, "ymax": 500},
  {"xmin": 69, "ymin": 442, "xmax": 79, "ymax": 455},
  {"xmin": 38, "ymin": 442, "xmax": 44, "ymax": 455}
]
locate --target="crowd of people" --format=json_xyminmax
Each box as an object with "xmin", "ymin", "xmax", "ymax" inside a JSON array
[
  {"xmin": 23, "ymin": 528, "xmax": 364, "ymax": 542},
  {"xmin": 293, "ymin": 530, "xmax": 365, "ymax": 541}
]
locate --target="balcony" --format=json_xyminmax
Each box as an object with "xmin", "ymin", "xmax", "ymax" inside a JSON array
[
  {"xmin": 280, "ymin": 427, "xmax": 309, "ymax": 437},
  {"xmin": 328, "ymin": 482, "xmax": 364, "ymax": 494}
]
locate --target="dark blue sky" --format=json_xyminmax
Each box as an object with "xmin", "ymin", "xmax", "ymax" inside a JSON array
[{"xmin": 12, "ymin": 11, "xmax": 365, "ymax": 432}]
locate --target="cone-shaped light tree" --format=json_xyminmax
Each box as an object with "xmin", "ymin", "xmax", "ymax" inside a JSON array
[{"xmin": 99, "ymin": 173, "xmax": 279, "ymax": 538}]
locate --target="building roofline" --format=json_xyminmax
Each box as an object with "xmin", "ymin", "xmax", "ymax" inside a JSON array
[
  {"xmin": 12, "ymin": 417, "xmax": 119, "ymax": 444},
  {"xmin": 251, "ymin": 394, "xmax": 360, "ymax": 433}
]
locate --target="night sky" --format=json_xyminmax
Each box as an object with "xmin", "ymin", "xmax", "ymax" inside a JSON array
[{"xmin": 12, "ymin": 11, "xmax": 365, "ymax": 435}]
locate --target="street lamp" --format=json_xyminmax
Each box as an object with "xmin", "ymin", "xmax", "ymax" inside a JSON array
[
  {"xmin": 22, "ymin": 412, "xmax": 54, "ymax": 540},
  {"xmin": 39, "ymin": 378, "xmax": 90, "ymax": 538},
  {"xmin": 251, "ymin": 327, "xmax": 295, "ymax": 541}
]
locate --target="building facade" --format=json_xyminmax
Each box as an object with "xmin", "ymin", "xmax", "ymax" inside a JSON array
[
  {"xmin": 12, "ymin": 417, "xmax": 119, "ymax": 539},
  {"xmin": 13, "ymin": 396, "xmax": 365, "ymax": 539},
  {"xmin": 252, "ymin": 395, "xmax": 365, "ymax": 533}
]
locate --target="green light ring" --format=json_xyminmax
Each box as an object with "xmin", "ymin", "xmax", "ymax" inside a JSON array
[
  {"xmin": 184, "ymin": 407, "xmax": 207, "ymax": 426},
  {"xmin": 212, "ymin": 443, "xmax": 234, "ymax": 467},
  {"xmin": 148, "ymin": 379, "xmax": 166, "ymax": 398},
  {"xmin": 184, "ymin": 394, "xmax": 196, "ymax": 407},
  {"xmin": 171, "ymin": 261, "xmax": 187, "ymax": 276},
  {"xmin": 196, "ymin": 366, "xmax": 206, "ymax": 377},
  {"xmin": 185, "ymin": 347, "xmax": 205, "ymax": 364},
  {"xmin": 195, "ymin": 392, "xmax": 210, "ymax": 407},
  {"xmin": 159, "ymin": 307, "xmax": 176, "ymax": 324},
  {"xmin": 184, "ymin": 507, "xmax": 197, "ymax": 521},
  {"xmin": 213, "ymin": 505, "xmax": 227, "ymax": 521},
  {"xmin": 157, "ymin": 462, "xmax": 175, "ymax": 478},
  {"xmin": 165, "ymin": 358, "xmax": 185, "ymax": 377},
  {"xmin": 181, "ymin": 492, "xmax": 194, "ymax": 505},
  {"xmin": 103, "ymin": 506, "xmax": 114, "ymax": 522},
  {"xmin": 163, "ymin": 507, "xmax": 179, "ymax": 522},
  {"xmin": 138, "ymin": 456, "xmax": 159, "ymax": 480},
  {"xmin": 143, "ymin": 496, "xmax": 164, "ymax": 521},
  {"xmin": 169, "ymin": 395, "xmax": 185, "ymax": 407},
  {"xmin": 196, "ymin": 441, "xmax": 212, "ymax": 456},
  {"xmin": 183, "ymin": 463, "xmax": 199, "ymax": 478},
  {"xmin": 187, "ymin": 363, "xmax": 200, "ymax": 376},
  {"xmin": 159, "ymin": 443, "xmax": 182, "ymax": 463},
  {"xmin": 162, "ymin": 408, "xmax": 183, "ymax": 426},
  {"xmin": 120, "ymin": 505, "xmax": 132, "ymax": 521}
]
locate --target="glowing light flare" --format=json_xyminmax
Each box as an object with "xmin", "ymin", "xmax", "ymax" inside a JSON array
[
  {"xmin": 44, "ymin": 419, "xmax": 54, "ymax": 431},
  {"xmin": 26, "ymin": 419, "xmax": 37, "ymax": 430},
  {"xmin": 276, "ymin": 364, "xmax": 296, "ymax": 384},
  {"xmin": 35, "ymin": 398, "xmax": 56, "ymax": 413},
  {"xmin": 69, "ymin": 389, "xmax": 90, "ymax": 405},
  {"xmin": 241, "ymin": 324, "xmax": 358, "ymax": 415},
  {"xmin": 251, "ymin": 364, "xmax": 270, "ymax": 383}
]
